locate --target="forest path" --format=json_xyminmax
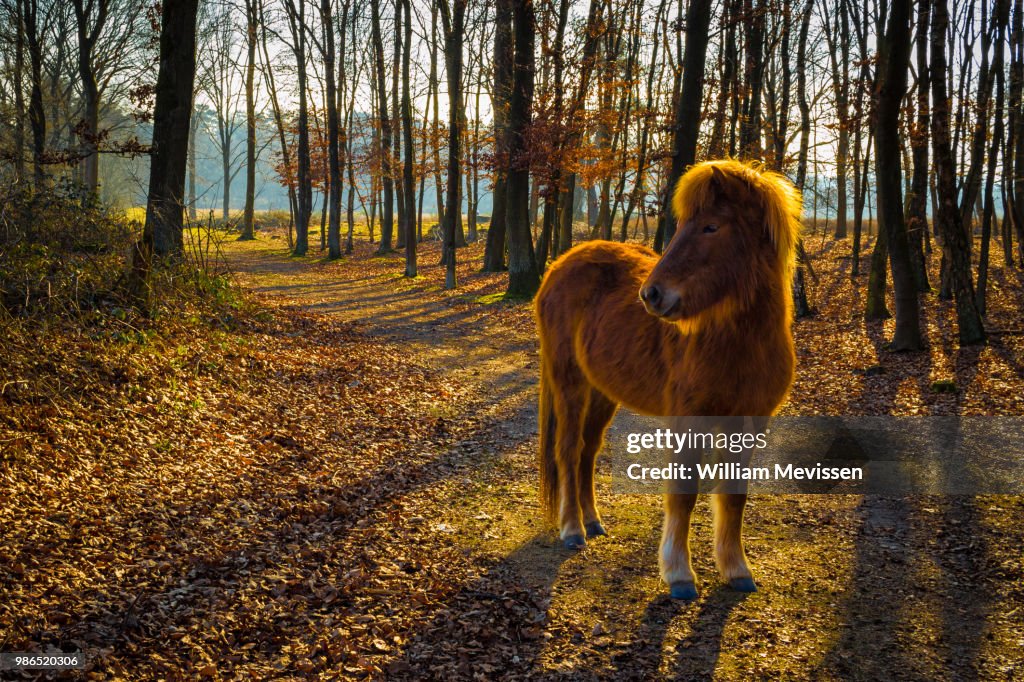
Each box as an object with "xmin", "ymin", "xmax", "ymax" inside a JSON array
[
  {"xmin": 224, "ymin": 236, "xmax": 540, "ymax": 440},
  {"xmin": 221, "ymin": 235, "xmax": 1024, "ymax": 680}
]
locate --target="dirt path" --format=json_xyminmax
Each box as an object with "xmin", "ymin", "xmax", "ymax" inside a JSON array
[
  {"xmin": 226, "ymin": 238, "xmax": 536, "ymax": 379},
  {"xmin": 222, "ymin": 237, "xmax": 1024, "ymax": 680}
]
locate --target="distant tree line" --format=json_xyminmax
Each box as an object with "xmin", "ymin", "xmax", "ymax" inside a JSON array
[{"xmin": 0, "ymin": 0, "xmax": 1021, "ymax": 346}]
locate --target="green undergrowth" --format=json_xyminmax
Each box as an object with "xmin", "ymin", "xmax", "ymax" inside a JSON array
[
  {"xmin": 1, "ymin": 183, "xmax": 265, "ymax": 421},
  {"xmin": 475, "ymin": 291, "xmax": 532, "ymax": 305}
]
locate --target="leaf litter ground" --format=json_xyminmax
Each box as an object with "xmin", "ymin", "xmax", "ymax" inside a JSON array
[{"xmin": 2, "ymin": 231, "xmax": 1023, "ymax": 679}]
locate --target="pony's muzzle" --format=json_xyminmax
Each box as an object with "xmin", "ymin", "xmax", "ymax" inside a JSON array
[{"xmin": 640, "ymin": 283, "xmax": 681, "ymax": 319}]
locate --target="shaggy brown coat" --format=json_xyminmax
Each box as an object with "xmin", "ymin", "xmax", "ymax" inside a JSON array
[{"xmin": 534, "ymin": 159, "xmax": 802, "ymax": 596}]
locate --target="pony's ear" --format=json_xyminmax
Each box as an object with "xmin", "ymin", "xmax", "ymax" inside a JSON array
[{"xmin": 708, "ymin": 165, "xmax": 730, "ymax": 199}]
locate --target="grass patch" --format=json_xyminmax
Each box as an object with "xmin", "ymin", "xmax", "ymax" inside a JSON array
[
  {"xmin": 388, "ymin": 272, "xmax": 426, "ymax": 282},
  {"xmin": 475, "ymin": 291, "xmax": 531, "ymax": 305}
]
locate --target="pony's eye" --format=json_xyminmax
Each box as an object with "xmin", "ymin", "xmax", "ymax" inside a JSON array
[{"xmin": 703, "ymin": 224, "xmax": 719, "ymax": 234}]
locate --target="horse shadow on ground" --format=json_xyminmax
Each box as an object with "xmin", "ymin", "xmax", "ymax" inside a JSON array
[
  {"xmin": 388, "ymin": 534, "xmax": 749, "ymax": 680},
  {"xmin": 387, "ymin": 533, "xmax": 573, "ymax": 680},
  {"xmin": 610, "ymin": 587, "xmax": 749, "ymax": 680}
]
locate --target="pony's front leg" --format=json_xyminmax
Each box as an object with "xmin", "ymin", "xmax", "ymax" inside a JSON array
[
  {"xmin": 712, "ymin": 493, "xmax": 756, "ymax": 592},
  {"xmin": 660, "ymin": 492, "xmax": 698, "ymax": 600}
]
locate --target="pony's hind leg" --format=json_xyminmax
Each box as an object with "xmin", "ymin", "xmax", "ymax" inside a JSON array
[
  {"xmin": 552, "ymin": 369, "xmax": 590, "ymax": 549},
  {"xmin": 712, "ymin": 493, "xmax": 756, "ymax": 592},
  {"xmin": 579, "ymin": 390, "xmax": 617, "ymax": 539},
  {"xmin": 660, "ymin": 492, "xmax": 699, "ymax": 600}
]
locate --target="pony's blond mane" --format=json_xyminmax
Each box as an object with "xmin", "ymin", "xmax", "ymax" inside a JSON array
[{"xmin": 670, "ymin": 159, "xmax": 803, "ymax": 285}]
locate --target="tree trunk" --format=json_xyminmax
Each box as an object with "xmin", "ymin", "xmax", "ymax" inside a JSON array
[
  {"xmin": 537, "ymin": 0, "xmax": 570, "ymax": 267},
  {"xmin": 930, "ymin": 0, "xmax": 985, "ymax": 345},
  {"xmin": 393, "ymin": 0, "xmax": 405, "ymax": 249},
  {"xmin": 1013, "ymin": 0, "xmax": 1024, "ymax": 266},
  {"xmin": 655, "ymin": 0, "xmax": 713, "ymax": 251},
  {"xmin": 709, "ymin": 0, "xmax": 739, "ymax": 158},
  {"xmin": 553, "ymin": 0, "xmax": 604, "ymax": 256},
  {"xmin": 221, "ymin": 128, "xmax": 231, "ymax": 221},
  {"xmin": 72, "ymin": 0, "xmax": 107, "ymax": 201},
  {"xmin": 438, "ymin": 0, "xmax": 467, "ymax": 289},
  {"xmin": 287, "ymin": 0, "xmax": 312, "ymax": 255},
  {"xmin": 344, "ymin": 10, "xmax": 358, "ymax": 256},
  {"xmin": 370, "ymin": 0, "xmax": 394, "ymax": 253},
  {"xmin": 483, "ymin": 0, "xmax": 513, "ymax": 272},
  {"xmin": 792, "ymin": 0, "xmax": 814, "ymax": 318},
  {"xmin": 188, "ymin": 108, "xmax": 198, "ymax": 222},
  {"xmin": 142, "ymin": 0, "xmax": 200, "ymax": 260},
  {"xmin": 958, "ymin": 1, "xmax": 995, "ymax": 234},
  {"xmin": 259, "ymin": 0, "xmax": 296, "ymax": 248},
  {"xmin": 240, "ymin": 0, "xmax": 258, "ymax": 240},
  {"xmin": 557, "ymin": 173, "xmax": 575, "ymax": 256},
  {"xmin": 24, "ymin": 0, "xmax": 46, "ymax": 187},
  {"xmin": 429, "ymin": 5, "xmax": 445, "ymax": 228},
  {"xmin": 822, "ymin": 0, "xmax": 851, "ymax": 238},
  {"xmin": 907, "ymin": 0, "xmax": 932, "ymax": 292},
  {"xmin": 506, "ymin": 0, "xmax": 540, "ymax": 298},
  {"xmin": 13, "ymin": 0, "xmax": 26, "ymax": 180},
  {"xmin": 978, "ymin": 0, "xmax": 1009, "ymax": 314},
  {"xmin": 322, "ymin": 0, "xmax": 343, "ymax": 257},
  {"xmin": 864, "ymin": 223, "xmax": 890, "ymax": 320},
  {"xmin": 401, "ymin": 0, "xmax": 416, "ymax": 277},
  {"xmin": 739, "ymin": 0, "xmax": 766, "ymax": 159},
  {"xmin": 873, "ymin": 0, "xmax": 922, "ymax": 350},
  {"xmin": 469, "ymin": 87, "xmax": 481, "ymax": 244},
  {"xmin": 416, "ymin": 76, "xmax": 430, "ymax": 243},
  {"xmin": 620, "ymin": 0, "xmax": 669, "ymax": 242}
]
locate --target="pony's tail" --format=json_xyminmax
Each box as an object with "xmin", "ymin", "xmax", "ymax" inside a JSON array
[{"xmin": 538, "ymin": 363, "xmax": 559, "ymax": 525}]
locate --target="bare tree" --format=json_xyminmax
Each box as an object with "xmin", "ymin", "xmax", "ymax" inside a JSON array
[
  {"xmin": 873, "ymin": 0, "xmax": 922, "ymax": 350},
  {"xmin": 656, "ymin": 0, "xmax": 713, "ymax": 249},
  {"xmin": 437, "ymin": 0, "xmax": 467, "ymax": 289},
  {"xmin": 314, "ymin": 0, "xmax": 347, "ymax": 257},
  {"xmin": 284, "ymin": 0, "xmax": 312, "ymax": 255},
  {"xmin": 907, "ymin": 0, "xmax": 932, "ymax": 292},
  {"xmin": 239, "ymin": 0, "xmax": 259, "ymax": 240},
  {"xmin": 978, "ymin": 0, "xmax": 1009, "ymax": 315},
  {"xmin": 370, "ymin": 0, "xmax": 394, "ymax": 253},
  {"xmin": 821, "ymin": 0, "xmax": 851, "ymax": 239},
  {"xmin": 930, "ymin": 0, "xmax": 984, "ymax": 344},
  {"xmin": 483, "ymin": 0, "xmax": 513, "ymax": 272},
  {"xmin": 738, "ymin": 0, "xmax": 766, "ymax": 159},
  {"xmin": 198, "ymin": 3, "xmax": 245, "ymax": 222},
  {"xmin": 142, "ymin": 0, "xmax": 200, "ymax": 258},
  {"xmin": 70, "ymin": 0, "xmax": 108, "ymax": 199},
  {"xmin": 23, "ymin": 0, "xmax": 48, "ymax": 186},
  {"xmin": 792, "ymin": 0, "xmax": 814, "ymax": 318},
  {"xmin": 401, "ymin": 0, "xmax": 415, "ymax": 276},
  {"xmin": 258, "ymin": 0, "xmax": 297, "ymax": 248},
  {"xmin": 505, "ymin": 0, "xmax": 539, "ymax": 297}
]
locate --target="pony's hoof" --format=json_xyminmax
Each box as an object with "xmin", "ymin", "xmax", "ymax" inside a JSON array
[
  {"xmin": 669, "ymin": 581, "xmax": 698, "ymax": 601},
  {"xmin": 584, "ymin": 521, "xmax": 607, "ymax": 538},
  {"xmin": 729, "ymin": 577, "xmax": 757, "ymax": 593},
  {"xmin": 563, "ymin": 534, "xmax": 586, "ymax": 550}
]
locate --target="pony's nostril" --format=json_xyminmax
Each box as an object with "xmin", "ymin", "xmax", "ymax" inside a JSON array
[{"xmin": 642, "ymin": 284, "xmax": 662, "ymax": 306}]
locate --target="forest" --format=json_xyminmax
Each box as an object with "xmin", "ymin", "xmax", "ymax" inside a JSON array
[{"xmin": 2, "ymin": 0, "xmax": 1024, "ymax": 678}]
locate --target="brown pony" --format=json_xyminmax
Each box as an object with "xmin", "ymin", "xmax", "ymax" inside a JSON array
[{"xmin": 535, "ymin": 159, "xmax": 801, "ymax": 600}]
